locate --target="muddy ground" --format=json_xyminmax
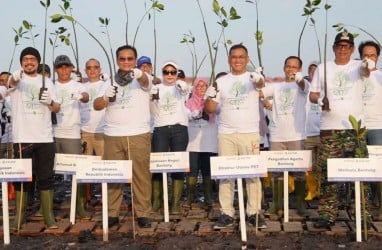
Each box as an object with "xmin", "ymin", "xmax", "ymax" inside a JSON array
[{"xmin": 2, "ymin": 179, "xmax": 382, "ymax": 250}]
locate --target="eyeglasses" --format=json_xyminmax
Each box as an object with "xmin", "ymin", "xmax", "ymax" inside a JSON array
[
  {"xmin": 230, "ymin": 55, "xmax": 247, "ymax": 60},
  {"xmin": 335, "ymin": 43, "xmax": 353, "ymax": 50},
  {"xmin": 162, "ymin": 70, "xmax": 177, "ymax": 75},
  {"xmin": 118, "ymin": 56, "xmax": 135, "ymax": 62},
  {"xmin": 86, "ymin": 66, "xmax": 100, "ymax": 70}
]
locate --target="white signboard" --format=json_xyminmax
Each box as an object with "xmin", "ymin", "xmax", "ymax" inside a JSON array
[
  {"xmin": 260, "ymin": 150, "xmax": 312, "ymax": 172},
  {"xmin": 76, "ymin": 160, "xmax": 132, "ymax": 183},
  {"xmin": 150, "ymin": 152, "xmax": 189, "ymax": 173},
  {"xmin": 367, "ymin": 145, "xmax": 382, "ymax": 158},
  {"xmin": 54, "ymin": 153, "xmax": 101, "ymax": 175},
  {"xmin": 0, "ymin": 159, "xmax": 32, "ymax": 182},
  {"xmin": 210, "ymin": 155, "xmax": 266, "ymax": 179},
  {"xmin": 327, "ymin": 158, "xmax": 382, "ymax": 181}
]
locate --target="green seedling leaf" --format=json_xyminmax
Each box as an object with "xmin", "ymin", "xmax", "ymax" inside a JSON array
[
  {"xmin": 221, "ymin": 7, "xmax": 227, "ymax": 18},
  {"xmin": 23, "ymin": 20, "xmax": 30, "ymax": 30},
  {"xmin": 213, "ymin": 0, "xmax": 220, "ymax": 14}
]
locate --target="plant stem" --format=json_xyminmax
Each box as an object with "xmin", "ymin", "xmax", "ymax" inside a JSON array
[{"xmin": 196, "ymin": 0, "xmax": 215, "ymax": 84}]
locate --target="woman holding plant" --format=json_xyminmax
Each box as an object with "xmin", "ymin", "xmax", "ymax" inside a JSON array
[{"xmin": 150, "ymin": 61, "xmax": 190, "ymax": 214}]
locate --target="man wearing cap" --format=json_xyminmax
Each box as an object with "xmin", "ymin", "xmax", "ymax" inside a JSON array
[
  {"xmin": 137, "ymin": 56, "xmax": 161, "ymax": 84},
  {"xmin": 205, "ymin": 44, "xmax": 267, "ymax": 229},
  {"xmin": 358, "ymin": 40, "xmax": 382, "ymax": 219},
  {"xmin": 310, "ymin": 31, "xmax": 371, "ymax": 229},
  {"xmin": 94, "ymin": 45, "xmax": 152, "ymax": 228},
  {"xmin": 8, "ymin": 47, "xmax": 60, "ymax": 230},
  {"xmin": 54, "ymin": 54, "xmax": 90, "ymax": 219}
]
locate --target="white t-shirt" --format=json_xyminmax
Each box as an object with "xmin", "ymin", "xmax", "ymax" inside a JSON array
[
  {"xmin": 1, "ymin": 95, "xmax": 12, "ymax": 143},
  {"xmin": 11, "ymin": 74, "xmax": 57, "ymax": 143},
  {"xmin": 310, "ymin": 60, "xmax": 364, "ymax": 130},
  {"xmin": 187, "ymin": 115, "xmax": 218, "ymax": 153},
  {"xmin": 0, "ymin": 86, "xmax": 6, "ymax": 115},
  {"xmin": 362, "ymin": 69, "xmax": 382, "ymax": 129},
  {"xmin": 305, "ymin": 83, "xmax": 321, "ymax": 137},
  {"xmin": 80, "ymin": 80, "xmax": 107, "ymax": 133},
  {"xmin": 98, "ymin": 79, "xmax": 151, "ymax": 136},
  {"xmin": 216, "ymin": 72, "xmax": 260, "ymax": 134},
  {"xmin": 54, "ymin": 80, "xmax": 87, "ymax": 139},
  {"xmin": 262, "ymin": 81, "xmax": 309, "ymax": 142},
  {"xmin": 151, "ymin": 81, "xmax": 189, "ymax": 128}
]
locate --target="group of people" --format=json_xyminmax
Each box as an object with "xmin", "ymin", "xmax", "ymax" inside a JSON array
[{"xmin": 1, "ymin": 30, "xmax": 381, "ymax": 232}]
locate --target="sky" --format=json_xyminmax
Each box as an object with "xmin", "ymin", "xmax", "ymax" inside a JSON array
[{"xmin": 0, "ymin": 0, "xmax": 381, "ymax": 79}]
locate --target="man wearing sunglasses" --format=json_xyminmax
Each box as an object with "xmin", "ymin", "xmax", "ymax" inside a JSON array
[
  {"xmin": 94, "ymin": 45, "xmax": 152, "ymax": 229},
  {"xmin": 309, "ymin": 31, "xmax": 371, "ymax": 229}
]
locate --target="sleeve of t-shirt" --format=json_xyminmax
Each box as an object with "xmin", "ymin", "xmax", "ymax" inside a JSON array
[
  {"xmin": 310, "ymin": 65, "xmax": 321, "ymax": 93},
  {"xmin": 96, "ymin": 82, "xmax": 109, "ymax": 98},
  {"xmin": 261, "ymin": 84, "xmax": 274, "ymax": 99}
]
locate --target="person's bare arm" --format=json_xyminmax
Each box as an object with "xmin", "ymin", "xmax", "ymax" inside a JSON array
[{"xmin": 309, "ymin": 91, "xmax": 320, "ymax": 104}]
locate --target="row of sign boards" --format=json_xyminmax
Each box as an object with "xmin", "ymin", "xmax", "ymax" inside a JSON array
[{"xmin": 1, "ymin": 146, "xmax": 382, "ymax": 182}]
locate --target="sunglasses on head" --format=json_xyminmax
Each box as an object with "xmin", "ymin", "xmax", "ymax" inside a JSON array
[{"xmin": 162, "ymin": 70, "xmax": 177, "ymax": 75}]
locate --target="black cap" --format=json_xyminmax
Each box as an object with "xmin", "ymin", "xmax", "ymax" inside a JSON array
[
  {"xmin": 177, "ymin": 69, "xmax": 185, "ymax": 79},
  {"xmin": 54, "ymin": 55, "xmax": 73, "ymax": 68},
  {"xmin": 37, "ymin": 64, "xmax": 51, "ymax": 75},
  {"xmin": 334, "ymin": 31, "xmax": 354, "ymax": 45},
  {"xmin": 20, "ymin": 47, "xmax": 41, "ymax": 64}
]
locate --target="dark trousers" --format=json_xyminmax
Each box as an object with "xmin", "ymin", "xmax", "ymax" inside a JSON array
[
  {"xmin": 152, "ymin": 124, "xmax": 188, "ymax": 180},
  {"xmin": 13, "ymin": 142, "xmax": 55, "ymax": 191}
]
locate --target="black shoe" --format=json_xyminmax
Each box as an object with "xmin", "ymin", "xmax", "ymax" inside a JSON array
[
  {"xmin": 247, "ymin": 214, "xmax": 267, "ymax": 229},
  {"xmin": 137, "ymin": 217, "xmax": 151, "ymax": 228},
  {"xmin": 313, "ymin": 219, "xmax": 334, "ymax": 229},
  {"xmin": 213, "ymin": 214, "xmax": 234, "ymax": 229},
  {"xmin": 108, "ymin": 217, "xmax": 119, "ymax": 228}
]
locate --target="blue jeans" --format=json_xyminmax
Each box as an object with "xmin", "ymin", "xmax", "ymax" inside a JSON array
[
  {"xmin": 188, "ymin": 152, "xmax": 216, "ymax": 177},
  {"xmin": 152, "ymin": 124, "xmax": 189, "ymax": 180},
  {"xmin": 367, "ymin": 129, "xmax": 382, "ymax": 145}
]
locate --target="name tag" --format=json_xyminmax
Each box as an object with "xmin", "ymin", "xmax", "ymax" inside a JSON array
[
  {"xmin": 260, "ymin": 150, "xmax": 312, "ymax": 172},
  {"xmin": 76, "ymin": 160, "xmax": 132, "ymax": 183},
  {"xmin": 210, "ymin": 154, "xmax": 266, "ymax": 179},
  {"xmin": 54, "ymin": 153, "xmax": 101, "ymax": 174},
  {"xmin": 0, "ymin": 159, "xmax": 32, "ymax": 182},
  {"xmin": 150, "ymin": 152, "xmax": 189, "ymax": 173},
  {"xmin": 328, "ymin": 158, "xmax": 382, "ymax": 181}
]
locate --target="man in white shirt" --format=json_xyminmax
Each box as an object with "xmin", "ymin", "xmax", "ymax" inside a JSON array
[
  {"xmin": 54, "ymin": 55, "xmax": 90, "ymax": 219},
  {"xmin": 8, "ymin": 47, "xmax": 60, "ymax": 230},
  {"xmin": 310, "ymin": 31, "xmax": 370, "ymax": 229},
  {"xmin": 358, "ymin": 40, "xmax": 382, "ymax": 219},
  {"xmin": 205, "ymin": 44, "xmax": 267, "ymax": 229},
  {"xmin": 94, "ymin": 45, "xmax": 152, "ymax": 228}
]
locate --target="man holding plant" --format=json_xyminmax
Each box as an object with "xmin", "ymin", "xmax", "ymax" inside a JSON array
[
  {"xmin": 309, "ymin": 31, "xmax": 371, "ymax": 229},
  {"xmin": 94, "ymin": 45, "xmax": 152, "ymax": 228},
  {"xmin": 205, "ymin": 44, "xmax": 267, "ymax": 229},
  {"xmin": 8, "ymin": 47, "xmax": 61, "ymax": 230},
  {"xmin": 358, "ymin": 40, "xmax": 382, "ymax": 220}
]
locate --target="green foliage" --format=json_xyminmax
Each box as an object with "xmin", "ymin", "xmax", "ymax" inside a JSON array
[
  {"xmin": 347, "ymin": 115, "xmax": 368, "ymax": 158},
  {"xmin": 298, "ymin": 0, "xmax": 322, "ymax": 60},
  {"xmin": 333, "ymin": 23, "xmax": 381, "ymax": 47}
]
